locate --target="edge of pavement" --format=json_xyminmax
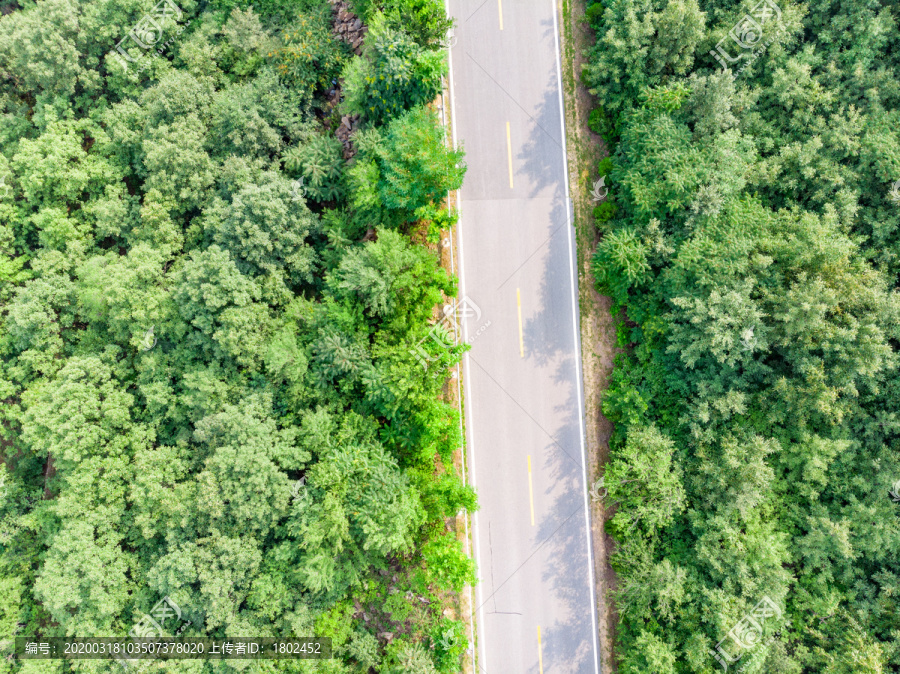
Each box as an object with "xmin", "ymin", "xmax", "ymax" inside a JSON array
[
  {"xmin": 555, "ymin": 0, "xmax": 620, "ymax": 671},
  {"xmin": 437, "ymin": 15, "xmax": 479, "ymax": 674}
]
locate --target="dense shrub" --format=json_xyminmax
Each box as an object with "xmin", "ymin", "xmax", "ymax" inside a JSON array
[{"xmin": 585, "ymin": 1, "xmax": 900, "ymax": 672}]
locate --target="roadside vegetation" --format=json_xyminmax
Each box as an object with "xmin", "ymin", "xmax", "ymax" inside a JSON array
[
  {"xmin": 584, "ymin": 0, "xmax": 900, "ymax": 671},
  {"xmin": 0, "ymin": 0, "xmax": 473, "ymax": 671}
]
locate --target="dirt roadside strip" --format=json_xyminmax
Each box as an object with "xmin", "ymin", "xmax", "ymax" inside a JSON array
[{"xmin": 556, "ymin": 0, "xmax": 620, "ymax": 672}]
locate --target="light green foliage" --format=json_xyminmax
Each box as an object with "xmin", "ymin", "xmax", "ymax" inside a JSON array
[
  {"xmin": 207, "ymin": 80, "xmax": 284, "ymax": 158},
  {"xmin": 172, "ymin": 245, "xmax": 262, "ymax": 358},
  {"xmin": 383, "ymin": 641, "xmax": 439, "ymax": 674},
  {"xmin": 329, "ymin": 229, "xmax": 449, "ymax": 322},
  {"xmin": 76, "ymin": 243, "xmax": 170, "ymax": 349},
  {"xmin": 347, "ymin": 630, "xmax": 380, "ymax": 670},
  {"xmin": 341, "ymin": 13, "xmax": 445, "ymax": 124},
  {"xmin": 0, "ymin": 0, "xmax": 471, "ymax": 670},
  {"xmin": 191, "ymin": 402, "xmax": 295, "ymax": 537},
  {"xmin": 283, "ymin": 134, "xmax": 345, "ymax": 202},
  {"xmin": 620, "ymin": 631, "xmax": 677, "ymax": 674},
  {"xmin": 591, "ymin": 228, "xmax": 650, "ymax": 308},
  {"xmin": 205, "ymin": 172, "xmax": 320, "ymax": 288},
  {"xmin": 0, "ymin": 0, "xmax": 97, "ymax": 104},
  {"xmin": 288, "ymin": 410, "xmax": 424, "ymax": 594},
  {"xmin": 218, "ymin": 7, "xmax": 278, "ymax": 78},
  {"xmin": 20, "ymin": 357, "xmax": 138, "ymax": 635},
  {"xmin": 272, "ymin": 5, "xmax": 347, "ymax": 94},
  {"xmin": 353, "ymin": 0, "xmax": 453, "ymax": 48},
  {"xmin": 349, "ymin": 107, "xmax": 465, "ymax": 227},
  {"xmin": 603, "ymin": 425, "xmax": 685, "ymax": 534},
  {"xmin": 142, "ymin": 115, "xmax": 216, "ymax": 214},
  {"xmin": 587, "ymin": 0, "xmax": 900, "ymax": 669},
  {"xmin": 22, "ymin": 358, "xmax": 127, "ymax": 466},
  {"xmin": 12, "ymin": 120, "xmax": 118, "ymax": 210},
  {"xmin": 416, "ymin": 532, "xmax": 476, "ymax": 592},
  {"xmin": 583, "ymin": 0, "xmax": 706, "ymax": 115}
]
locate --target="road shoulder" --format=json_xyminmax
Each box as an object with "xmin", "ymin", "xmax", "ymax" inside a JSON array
[{"xmin": 556, "ymin": 0, "xmax": 619, "ymax": 670}]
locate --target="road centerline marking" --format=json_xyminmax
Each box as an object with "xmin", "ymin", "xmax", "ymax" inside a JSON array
[
  {"xmin": 506, "ymin": 121, "xmax": 514, "ymax": 188},
  {"xmin": 538, "ymin": 625, "xmax": 544, "ymax": 673},
  {"xmin": 516, "ymin": 288, "xmax": 524, "ymax": 357},
  {"xmin": 498, "ymin": 0, "xmax": 503, "ymax": 29},
  {"xmin": 527, "ymin": 455, "xmax": 535, "ymax": 526}
]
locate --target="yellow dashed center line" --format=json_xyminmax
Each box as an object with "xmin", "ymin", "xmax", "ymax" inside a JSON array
[
  {"xmin": 498, "ymin": 0, "xmax": 504, "ymax": 30},
  {"xmin": 538, "ymin": 625, "xmax": 544, "ymax": 673}
]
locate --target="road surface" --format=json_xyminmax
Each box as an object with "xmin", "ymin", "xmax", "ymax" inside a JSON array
[{"xmin": 445, "ymin": 0, "xmax": 601, "ymax": 672}]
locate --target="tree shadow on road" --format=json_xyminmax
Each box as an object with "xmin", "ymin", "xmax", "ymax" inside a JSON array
[{"xmin": 509, "ymin": 29, "xmax": 599, "ymax": 674}]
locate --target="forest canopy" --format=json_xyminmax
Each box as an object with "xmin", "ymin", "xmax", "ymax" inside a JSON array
[
  {"xmin": 0, "ymin": 0, "xmax": 473, "ymax": 672},
  {"xmin": 585, "ymin": 0, "xmax": 900, "ymax": 672}
]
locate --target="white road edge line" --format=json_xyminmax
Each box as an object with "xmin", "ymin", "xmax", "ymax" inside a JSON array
[
  {"xmin": 551, "ymin": 1, "xmax": 602, "ymax": 673},
  {"xmin": 443, "ymin": 5, "xmax": 485, "ymax": 673}
]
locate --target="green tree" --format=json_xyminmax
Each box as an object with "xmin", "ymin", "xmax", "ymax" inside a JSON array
[
  {"xmin": 206, "ymin": 172, "xmax": 319, "ymax": 289},
  {"xmin": 382, "ymin": 0, "xmax": 454, "ymax": 48},
  {"xmin": 283, "ymin": 134, "xmax": 345, "ymax": 202},
  {"xmin": 328, "ymin": 229, "xmax": 450, "ymax": 323},
  {"xmin": 603, "ymin": 425, "xmax": 685, "ymax": 534},
  {"xmin": 620, "ymin": 631, "xmax": 677, "ymax": 674},
  {"xmin": 349, "ymin": 107, "xmax": 465, "ymax": 227},
  {"xmin": 0, "ymin": 0, "xmax": 471, "ymax": 666},
  {"xmin": 583, "ymin": 0, "xmax": 705, "ymax": 115},
  {"xmin": 341, "ymin": 13, "xmax": 444, "ymax": 124},
  {"xmin": 272, "ymin": 5, "xmax": 347, "ymax": 94}
]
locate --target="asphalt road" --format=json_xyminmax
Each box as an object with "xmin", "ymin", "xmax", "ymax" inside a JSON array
[{"xmin": 445, "ymin": 0, "xmax": 601, "ymax": 672}]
